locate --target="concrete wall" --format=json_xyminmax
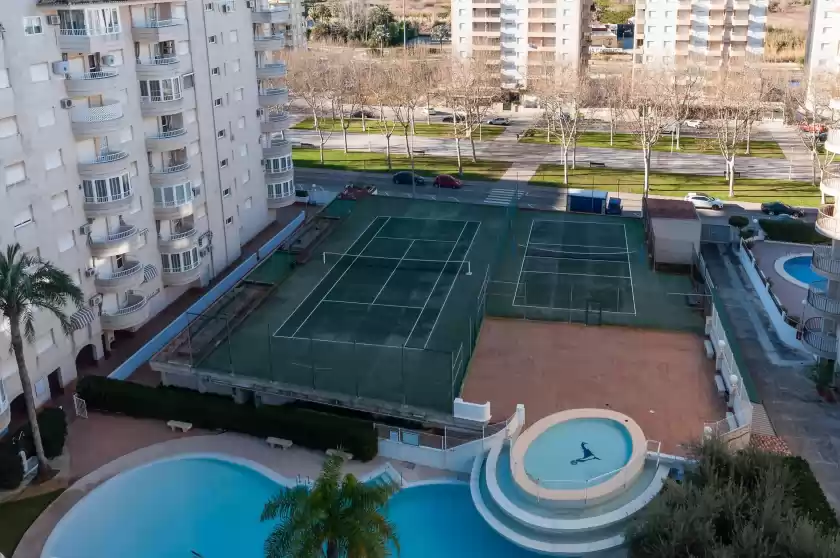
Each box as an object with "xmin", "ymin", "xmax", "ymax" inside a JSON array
[{"xmin": 651, "ymin": 217, "xmax": 700, "ymax": 266}]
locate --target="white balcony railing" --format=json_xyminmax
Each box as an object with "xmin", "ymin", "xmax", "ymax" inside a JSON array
[
  {"xmin": 84, "ymin": 185, "xmax": 132, "ymax": 205},
  {"xmin": 86, "ymin": 150, "xmax": 129, "ymax": 164},
  {"xmin": 147, "ymin": 128, "xmax": 187, "ymax": 140},
  {"xmin": 254, "ymin": 34, "xmax": 285, "ymax": 42},
  {"xmin": 154, "ymin": 191, "xmax": 194, "ymax": 208},
  {"xmin": 67, "ymin": 70, "xmax": 119, "ymax": 80},
  {"xmin": 103, "ymin": 294, "xmax": 148, "ymax": 317},
  {"xmin": 259, "ymin": 87, "xmax": 288, "ymax": 96},
  {"xmin": 133, "ymin": 19, "xmax": 185, "ymax": 28},
  {"xmin": 166, "ymin": 228, "xmax": 197, "ymax": 241},
  {"xmin": 72, "ymin": 102, "xmax": 123, "ymax": 123},
  {"xmin": 141, "ymin": 92, "xmax": 184, "ymax": 103},
  {"xmin": 258, "ymin": 62, "xmax": 287, "ymax": 72},
  {"xmin": 268, "ymin": 189, "xmax": 294, "ymax": 200},
  {"xmin": 90, "ymin": 225, "xmax": 137, "ymax": 244},
  {"xmin": 150, "ymin": 162, "xmax": 190, "ymax": 174},
  {"xmin": 60, "ymin": 25, "xmax": 121, "ymax": 37},
  {"xmin": 98, "ymin": 261, "xmax": 143, "ymax": 281},
  {"xmin": 136, "ymin": 56, "xmax": 180, "ymax": 66}
]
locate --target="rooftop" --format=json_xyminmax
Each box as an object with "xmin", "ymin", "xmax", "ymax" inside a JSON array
[{"xmin": 644, "ymin": 198, "xmax": 699, "ymax": 220}]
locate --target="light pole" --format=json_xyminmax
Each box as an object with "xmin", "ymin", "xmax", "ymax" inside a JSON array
[{"xmin": 403, "ymin": 0, "xmax": 406, "ymax": 49}]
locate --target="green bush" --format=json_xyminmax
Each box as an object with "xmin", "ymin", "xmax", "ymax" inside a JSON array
[
  {"xmin": 0, "ymin": 450, "xmax": 23, "ymax": 490},
  {"xmin": 758, "ymin": 219, "xmax": 829, "ymax": 245},
  {"xmin": 76, "ymin": 377, "xmax": 378, "ymax": 461},
  {"xmin": 18, "ymin": 408, "xmax": 68, "ymax": 460},
  {"xmin": 728, "ymin": 215, "xmax": 750, "ymax": 229},
  {"xmin": 783, "ymin": 455, "xmax": 840, "ymax": 534}
]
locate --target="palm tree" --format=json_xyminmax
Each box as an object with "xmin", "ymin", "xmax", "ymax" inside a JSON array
[
  {"xmin": 261, "ymin": 455, "xmax": 400, "ymax": 558},
  {"xmin": 0, "ymin": 244, "xmax": 82, "ymax": 476}
]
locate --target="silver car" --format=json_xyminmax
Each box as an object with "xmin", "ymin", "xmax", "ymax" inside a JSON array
[{"xmin": 684, "ymin": 192, "xmax": 724, "ymax": 210}]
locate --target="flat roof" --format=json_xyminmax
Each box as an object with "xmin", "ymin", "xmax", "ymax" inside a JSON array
[{"xmin": 645, "ymin": 198, "xmax": 699, "ymax": 220}]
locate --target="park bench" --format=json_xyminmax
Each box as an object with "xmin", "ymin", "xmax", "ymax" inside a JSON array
[
  {"xmin": 589, "ymin": 161, "xmax": 606, "ymax": 168},
  {"xmin": 266, "ymin": 437, "xmax": 294, "ymax": 450},
  {"xmin": 167, "ymin": 420, "xmax": 193, "ymax": 433}
]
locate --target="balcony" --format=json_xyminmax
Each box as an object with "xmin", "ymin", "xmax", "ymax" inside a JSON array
[
  {"xmin": 260, "ymin": 111, "xmax": 291, "ymax": 134},
  {"xmin": 88, "ymin": 225, "xmax": 144, "ymax": 258},
  {"xmin": 94, "ymin": 261, "xmax": 145, "ymax": 293},
  {"xmin": 258, "ymin": 87, "xmax": 289, "ymax": 107},
  {"xmin": 132, "ymin": 19, "xmax": 188, "ymax": 43},
  {"xmin": 256, "ymin": 62, "xmax": 287, "ymax": 79},
  {"xmin": 58, "ymin": 26, "xmax": 122, "ymax": 53},
  {"xmin": 822, "ymin": 167, "xmax": 840, "ymax": 198},
  {"xmin": 153, "ymin": 186, "xmax": 197, "ymax": 220},
  {"xmin": 825, "ymin": 129, "xmax": 840, "ymax": 155},
  {"xmin": 265, "ymin": 166, "xmax": 294, "ymax": 184},
  {"xmin": 252, "ymin": 3, "xmax": 291, "ymax": 24},
  {"xmin": 807, "ymin": 280, "xmax": 840, "ymax": 317},
  {"xmin": 158, "ymin": 227, "xmax": 198, "ymax": 252},
  {"xmin": 71, "ymin": 101, "xmax": 124, "ymax": 139},
  {"xmin": 146, "ymin": 123, "xmax": 197, "ymax": 152},
  {"xmin": 140, "ymin": 92, "xmax": 187, "ymax": 117},
  {"xmin": 77, "ymin": 150, "xmax": 130, "ymax": 179},
  {"xmin": 812, "ymin": 245, "xmax": 840, "ymax": 279},
  {"xmin": 268, "ymin": 188, "xmax": 295, "ymax": 209},
  {"xmin": 801, "ymin": 317, "xmax": 838, "ymax": 359},
  {"xmin": 135, "ymin": 56, "xmax": 182, "ymax": 79},
  {"xmin": 253, "ymin": 34, "xmax": 286, "ymax": 51},
  {"xmin": 816, "ymin": 204, "xmax": 840, "ymax": 241},
  {"xmin": 83, "ymin": 185, "xmax": 134, "ymax": 218},
  {"xmin": 150, "ymin": 161, "xmax": 191, "ymax": 186},
  {"xmin": 262, "ymin": 137, "xmax": 292, "ymax": 158},
  {"xmin": 100, "ymin": 293, "xmax": 150, "ymax": 331},
  {"xmin": 64, "ymin": 69, "xmax": 121, "ymax": 97},
  {"xmin": 162, "ymin": 258, "xmax": 205, "ymax": 287}
]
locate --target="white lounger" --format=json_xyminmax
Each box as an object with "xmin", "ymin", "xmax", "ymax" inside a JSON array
[
  {"xmin": 326, "ymin": 448, "xmax": 353, "ymax": 461},
  {"xmin": 266, "ymin": 437, "xmax": 293, "ymax": 450},
  {"xmin": 167, "ymin": 420, "xmax": 193, "ymax": 433}
]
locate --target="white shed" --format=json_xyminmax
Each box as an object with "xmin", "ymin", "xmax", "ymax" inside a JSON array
[{"xmin": 643, "ymin": 198, "xmax": 701, "ymax": 271}]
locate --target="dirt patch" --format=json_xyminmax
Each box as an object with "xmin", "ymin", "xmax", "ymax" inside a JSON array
[{"xmin": 462, "ymin": 318, "xmax": 726, "ymax": 455}]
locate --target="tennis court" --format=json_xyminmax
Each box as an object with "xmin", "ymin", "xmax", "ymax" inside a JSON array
[
  {"xmin": 273, "ymin": 216, "xmax": 479, "ymax": 348},
  {"xmin": 514, "ymin": 220, "xmax": 636, "ymax": 315}
]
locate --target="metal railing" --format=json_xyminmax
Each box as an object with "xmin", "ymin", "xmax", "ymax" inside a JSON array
[
  {"xmin": 164, "ymin": 228, "xmax": 197, "ymax": 241},
  {"xmin": 153, "ymin": 192, "xmax": 194, "ymax": 208},
  {"xmin": 259, "ymin": 87, "xmax": 288, "ymax": 96},
  {"xmin": 98, "ymin": 261, "xmax": 142, "ymax": 281},
  {"xmin": 801, "ymin": 316, "xmax": 838, "ymax": 355},
  {"xmin": 150, "ymin": 162, "xmax": 190, "ymax": 174},
  {"xmin": 84, "ymin": 187, "xmax": 132, "ymax": 204},
  {"xmin": 267, "ymin": 189, "xmax": 294, "ymax": 200},
  {"xmin": 254, "ymin": 34, "xmax": 285, "ymax": 41},
  {"xmin": 807, "ymin": 280, "xmax": 840, "ymax": 316},
  {"xmin": 163, "ymin": 258, "xmax": 202, "ymax": 274},
  {"xmin": 147, "ymin": 128, "xmax": 187, "ymax": 140},
  {"xmin": 739, "ymin": 240, "xmax": 800, "ymax": 328},
  {"xmin": 104, "ymin": 294, "xmax": 148, "ymax": 316},
  {"xmin": 60, "ymin": 26, "xmax": 121, "ymax": 36},
  {"xmin": 265, "ymin": 164, "xmax": 294, "ymax": 175},
  {"xmin": 133, "ymin": 18, "xmax": 184, "ymax": 28},
  {"xmin": 511, "ymin": 456, "xmax": 634, "ymax": 503},
  {"xmin": 87, "ymin": 150, "xmax": 129, "ymax": 164},
  {"xmin": 67, "ymin": 70, "xmax": 119, "ymax": 80},
  {"xmin": 812, "ymin": 245, "xmax": 840, "ymax": 276},
  {"xmin": 137, "ymin": 56, "xmax": 180, "ymax": 66},
  {"xmin": 90, "ymin": 225, "xmax": 137, "ymax": 244},
  {"xmin": 253, "ymin": 3, "xmax": 290, "ymax": 13},
  {"xmin": 264, "ymin": 112, "xmax": 290, "ymax": 123},
  {"xmin": 72, "ymin": 102, "xmax": 123, "ymax": 123},
  {"xmin": 141, "ymin": 92, "xmax": 183, "ymax": 103},
  {"xmin": 816, "ymin": 204, "xmax": 840, "ymax": 237},
  {"xmin": 258, "ymin": 62, "xmax": 286, "ymax": 71}
]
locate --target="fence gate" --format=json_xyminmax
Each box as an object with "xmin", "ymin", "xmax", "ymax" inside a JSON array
[
  {"xmin": 73, "ymin": 393, "xmax": 88, "ymax": 419},
  {"xmin": 585, "ymin": 299, "xmax": 603, "ymax": 326}
]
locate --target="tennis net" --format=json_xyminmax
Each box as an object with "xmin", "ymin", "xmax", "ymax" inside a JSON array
[
  {"xmin": 525, "ymin": 245, "xmax": 632, "ymax": 263},
  {"xmin": 322, "ymin": 251, "xmax": 472, "ymax": 275}
]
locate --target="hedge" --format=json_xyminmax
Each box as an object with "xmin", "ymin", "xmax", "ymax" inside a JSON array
[
  {"xmin": 76, "ymin": 377, "xmax": 378, "ymax": 461},
  {"xmin": 758, "ymin": 219, "xmax": 830, "ymax": 245},
  {"xmin": 0, "ymin": 407, "xmax": 68, "ymax": 490},
  {"xmin": 783, "ymin": 455, "xmax": 840, "ymax": 534},
  {"xmin": 728, "ymin": 215, "xmax": 750, "ymax": 229}
]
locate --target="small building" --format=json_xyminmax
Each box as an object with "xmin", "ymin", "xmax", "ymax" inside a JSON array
[
  {"xmin": 567, "ymin": 189, "xmax": 609, "ymax": 214},
  {"xmin": 643, "ymin": 198, "xmax": 701, "ymax": 271}
]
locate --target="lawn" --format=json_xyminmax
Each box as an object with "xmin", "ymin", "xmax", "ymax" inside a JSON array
[
  {"xmin": 293, "ymin": 148, "xmax": 512, "ymax": 181},
  {"xmin": 0, "ymin": 489, "xmax": 64, "ymax": 556},
  {"xmin": 291, "ymin": 118, "xmax": 508, "ymax": 141},
  {"xmin": 520, "ymin": 130, "xmax": 786, "ymax": 159},
  {"xmin": 529, "ymin": 165, "xmax": 820, "ymax": 206}
]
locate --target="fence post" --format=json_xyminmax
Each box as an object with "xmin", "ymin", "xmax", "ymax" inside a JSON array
[
  {"xmin": 187, "ymin": 314, "xmax": 194, "ymax": 368},
  {"xmin": 266, "ymin": 323, "xmax": 272, "ymax": 379},
  {"xmin": 226, "ymin": 315, "xmax": 234, "ymax": 375}
]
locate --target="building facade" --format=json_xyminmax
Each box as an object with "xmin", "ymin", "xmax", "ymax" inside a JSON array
[
  {"xmin": 0, "ymin": 0, "xmax": 303, "ymax": 434},
  {"xmin": 805, "ymin": 0, "xmax": 840, "ymax": 78},
  {"xmin": 451, "ymin": 0, "xmax": 591, "ymax": 90}
]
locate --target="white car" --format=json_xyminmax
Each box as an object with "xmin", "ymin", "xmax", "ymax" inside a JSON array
[
  {"xmin": 684, "ymin": 192, "xmax": 724, "ymax": 210},
  {"xmin": 421, "ymin": 107, "xmax": 438, "ymax": 115},
  {"xmin": 684, "ymin": 119, "xmax": 704, "ymax": 128}
]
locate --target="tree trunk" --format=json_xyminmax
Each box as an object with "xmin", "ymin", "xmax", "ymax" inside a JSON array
[
  {"xmin": 454, "ymin": 137, "xmax": 463, "ymax": 174},
  {"xmin": 643, "ymin": 147, "xmax": 651, "ymax": 196},
  {"xmin": 820, "ymin": 166, "xmax": 826, "ymax": 204},
  {"xmin": 572, "ymin": 138, "xmax": 577, "ymax": 170},
  {"xmin": 384, "ymin": 134, "xmax": 392, "ymax": 170},
  {"xmin": 675, "ymin": 124, "xmax": 681, "ymax": 151},
  {"xmin": 410, "ymin": 111, "xmax": 416, "ymax": 135},
  {"xmin": 318, "ymin": 134, "xmax": 325, "ymax": 164},
  {"xmin": 812, "ymin": 151, "xmax": 818, "ymax": 187},
  {"xmin": 361, "ymin": 112, "xmax": 367, "ymax": 132},
  {"xmin": 426, "ymin": 98, "xmax": 431, "ymax": 125},
  {"xmin": 10, "ymin": 322, "xmax": 51, "ymax": 473},
  {"xmin": 728, "ymin": 158, "xmax": 736, "ymax": 197},
  {"xmin": 469, "ymin": 132, "xmax": 477, "ymax": 163},
  {"xmin": 745, "ymin": 121, "xmax": 752, "ymax": 155},
  {"xmin": 609, "ymin": 120, "xmax": 614, "ymax": 146},
  {"xmin": 562, "ymin": 147, "xmax": 569, "ymax": 185},
  {"xmin": 342, "ymin": 126, "xmax": 348, "ymax": 154},
  {"xmin": 404, "ymin": 128, "xmax": 417, "ymax": 198}
]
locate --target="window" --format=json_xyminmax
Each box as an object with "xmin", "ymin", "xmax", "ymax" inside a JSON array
[
  {"xmin": 13, "ymin": 206, "xmax": 33, "ymax": 228},
  {"xmin": 234, "ymin": 87, "xmax": 244, "ymax": 101},
  {"xmin": 160, "ymin": 247, "xmax": 200, "ymax": 272},
  {"xmin": 562, "ymin": 9, "xmax": 570, "ymax": 15},
  {"xmin": 34, "ymin": 330, "xmax": 55, "ymax": 355},
  {"xmin": 225, "ymin": 216, "xmax": 233, "ymax": 226},
  {"xmin": 23, "ymin": 16, "xmax": 43, "ymax": 35},
  {"xmin": 29, "ymin": 62, "xmax": 49, "ymax": 83},
  {"xmin": 0, "ymin": 378, "xmax": 7, "ymax": 409},
  {"xmin": 217, "ymin": 129, "xmax": 226, "ymax": 139},
  {"xmin": 51, "ymin": 191, "xmax": 70, "ymax": 212},
  {"xmin": 647, "ymin": 40, "xmax": 655, "ymax": 47},
  {"xmin": 37, "ymin": 108, "xmax": 55, "ymax": 128},
  {"xmin": 242, "ymin": 170, "xmax": 250, "ymax": 183},
  {"xmin": 244, "ymin": 197, "xmax": 252, "ymax": 209},
  {"xmin": 664, "ymin": 40, "xmax": 672, "ymax": 48},
  {"xmin": 57, "ymin": 231, "xmax": 75, "ymax": 253},
  {"xmin": 229, "ymin": 30, "xmax": 238, "ymax": 43},
  {"xmin": 264, "ymin": 155, "xmax": 292, "ymax": 173},
  {"xmin": 459, "ymin": 8, "xmax": 466, "ymax": 15},
  {"xmin": 182, "ymin": 72, "xmax": 195, "ymax": 89},
  {"xmin": 665, "ymin": 10, "xmax": 672, "ymax": 16},
  {"xmin": 220, "ymin": 158, "xmax": 228, "ymax": 168},
  {"xmin": 153, "ymin": 182, "xmax": 193, "ymax": 208},
  {"xmin": 459, "ymin": 23, "xmax": 465, "ymax": 30},
  {"xmin": 5, "ymin": 162, "xmax": 26, "ymax": 187},
  {"xmin": 204, "ymin": 2, "xmax": 214, "ymax": 10},
  {"xmin": 267, "ymin": 180, "xmax": 294, "ymax": 199},
  {"xmin": 208, "ymin": 35, "xmax": 217, "ymax": 44},
  {"xmin": 0, "ymin": 116, "xmax": 18, "ymax": 138},
  {"xmin": 211, "ymin": 67, "xmax": 220, "ymax": 76},
  {"xmin": 562, "ymin": 24, "xmax": 569, "ymax": 30},
  {"xmin": 214, "ymin": 98, "xmax": 223, "ymax": 107},
  {"xmin": 237, "ymin": 116, "xmax": 245, "ymax": 129},
  {"xmin": 223, "ymin": 187, "xmax": 231, "ymax": 197},
  {"xmin": 44, "ymin": 149, "xmax": 63, "ymax": 171},
  {"xmin": 139, "ymin": 77, "xmax": 182, "ymax": 101},
  {"xmin": 230, "ymin": 59, "xmax": 240, "ymax": 73},
  {"xmin": 240, "ymin": 144, "xmax": 248, "ymax": 157},
  {"xmin": 822, "ymin": 42, "xmax": 831, "ymax": 51},
  {"xmin": 82, "ymin": 173, "xmax": 131, "ymax": 203}
]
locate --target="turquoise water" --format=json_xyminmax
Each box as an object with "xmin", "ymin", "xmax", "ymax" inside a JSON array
[
  {"xmin": 782, "ymin": 256, "xmax": 822, "ymax": 286},
  {"xmin": 43, "ymin": 457, "xmax": 539, "ymax": 558},
  {"xmin": 524, "ymin": 418, "xmax": 633, "ymax": 488}
]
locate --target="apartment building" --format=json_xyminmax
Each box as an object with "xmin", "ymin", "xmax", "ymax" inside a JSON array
[
  {"xmin": 0, "ymin": 0, "xmax": 302, "ymax": 434},
  {"xmin": 632, "ymin": 0, "xmax": 766, "ymax": 75},
  {"xmin": 451, "ymin": 0, "xmax": 591, "ymax": 90},
  {"xmin": 806, "ymin": 0, "xmax": 840, "ymax": 76}
]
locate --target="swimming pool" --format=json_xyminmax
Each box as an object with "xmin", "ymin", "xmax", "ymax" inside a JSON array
[
  {"xmin": 781, "ymin": 255, "xmax": 822, "ymax": 287},
  {"xmin": 42, "ymin": 456, "xmax": 540, "ymax": 558},
  {"xmin": 523, "ymin": 418, "xmax": 633, "ymax": 488}
]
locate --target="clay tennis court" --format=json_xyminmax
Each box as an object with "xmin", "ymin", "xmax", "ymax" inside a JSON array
[{"xmin": 461, "ymin": 318, "xmax": 726, "ymax": 455}]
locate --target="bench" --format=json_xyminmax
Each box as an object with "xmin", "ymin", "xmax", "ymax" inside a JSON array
[
  {"xmin": 725, "ymin": 411, "xmax": 738, "ymax": 431},
  {"xmin": 589, "ymin": 161, "xmax": 606, "ymax": 168},
  {"xmin": 414, "ymin": 149, "xmax": 426, "ymax": 155},
  {"xmin": 266, "ymin": 437, "xmax": 293, "ymax": 450},
  {"xmin": 703, "ymin": 339, "xmax": 715, "ymax": 359},
  {"xmin": 714, "ymin": 374, "xmax": 727, "ymax": 397},
  {"xmin": 167, "ymin": 420, "xmax": 193, "ymax": 433},
  {"xmin": 326, "ymin": 448, "xmax": 353, "ymax": 461}
]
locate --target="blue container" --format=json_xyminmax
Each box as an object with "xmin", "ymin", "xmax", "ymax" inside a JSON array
[{"xmin": 567, "ymin": 190, "xmax": 609, "ymax": 214}]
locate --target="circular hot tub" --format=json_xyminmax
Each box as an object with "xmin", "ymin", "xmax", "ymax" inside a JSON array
[{"xmin": 510, "ymin": 409, "xmax": 646, "ymax": 505}]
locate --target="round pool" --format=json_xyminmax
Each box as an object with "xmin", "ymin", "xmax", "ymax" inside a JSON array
[
  {"xmin": 42, "ymin": 456, "xmax": 540, "ymax": 558},
  {"xmin": 523, "ymin": 418, "xmax": 633, "ymax": 489},
  {"xmin": 777, "ymin": 254, "xmax": 822, "ymax": 289}
]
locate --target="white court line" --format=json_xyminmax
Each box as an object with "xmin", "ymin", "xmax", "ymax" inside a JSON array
[
  {"xmin": 510, "ymin": 301, "xmax": 637, "ymax": 315},
  {"xmin": 531, "ymin": 219, "xmax": 626, "ymax": 229},
  {"xmin": 622, "ymin": 223, "xmax": 637, "ymax": 315},
  {"xmin": 405, "ymin": 222, "xmax": 469, "ymax": 347},
  {"xmin": 423, "ymin": 222, "xmax": 481, "ymax": 350},
  {"xmin": 520, "ymin": 270, "xmax": 631, "ymax": 280},
  {"xmin": 513, "ymin": 221, "xmax": 535, "ymax": 306},
  {"xmin": 321, "ymin": 299, "xmax": 425, "ymax": 310},
  {"xmin": 389, "ymin": 215, "xmax": 471, "ymax": 223},
  {"xmin": 528, "ymin": 241, "xmax": 629, "ymax": 250},
  {"xmin": 272, "ymin": 217, "xmax": 388, "ymax": 336},
  {"xmin": 372, "ymin": 240, "xmax": 415, "ymax": 304},
  {"xmin": 288, "ymin": 217, "xmax": 391, "ymax": 338},
  {"xmin": 375, "ymin": 236, "xmax": 456, "ymax": 244},
  {"xmin": 524, "ymin": 254, "xmax": 634, "ymax": 265}
]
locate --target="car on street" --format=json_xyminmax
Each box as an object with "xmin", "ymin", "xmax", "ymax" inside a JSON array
[
  {"xmin": 684, "ymin": 119, "xmax": 704, "ymax": 128},
  {"xmin": 486, "ymin": 117, "xmax": 511, "ymax": 126},
  {"xmin": 421, "ymin": 107, "xmax": 438, "ymax": 115},
  {"xmin": 442, "ymin": 114, "xmax": 466, "ymax": 123},
  {"xmin": 350, "ymin": 110, "xmax": 378, "ymax": 119},
  {"xmin": 799, "ymin": 123, "xmax": 827, "ymax": 134},
  {"xmin": 684, "ymin": 192, "xmax": 725, "ymax": 210},
  {"xmin": 761, "ymin": 201, "xmax": 805, "ymax": 217},
  {"xmin": 433, "ymin": 174, "xmax": 462, "ymax": 189},
  {"xmin": 392, "ymin": 171, "xmax": 425, "ymax": 185},
  {"xmin": 291, "ymin": 141, "xmax": 316, "ymax": 149}
]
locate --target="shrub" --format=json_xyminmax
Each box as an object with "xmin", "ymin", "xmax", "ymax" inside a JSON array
[
  {"xmin": 758, "ymin": 219, "xmax": 829, "ymax": 245},
  {"xmin": 76, "ymin": 377, "xmax": 378, "ymax": 461},
  {"xmin": 728, "ymin": 215, "xmax": 750, "ymax": 229},
  {"xmin": 783, "ymin": 455, "xmax": 840, "ymax": 534},
  {"xmin": 0, "ymin": 449, "xmax": 23, "ymax": 490},
  {"xmin": 12, "ymin": 407, "xmax": 69, "ymax": 460}
]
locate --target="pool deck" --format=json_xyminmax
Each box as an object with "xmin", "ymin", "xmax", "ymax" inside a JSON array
[
  {"xmin": 14, "ymin": 413, "xmax": 457, "ymax": 558},
  {"xmin": 749, "ymin": 240, "xmax": 809, "ymax": 318}
]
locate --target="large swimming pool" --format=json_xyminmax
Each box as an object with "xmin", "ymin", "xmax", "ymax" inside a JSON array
[{"xmin": 43, "ymin": 456, "xmax": 539, "ymax": 558}]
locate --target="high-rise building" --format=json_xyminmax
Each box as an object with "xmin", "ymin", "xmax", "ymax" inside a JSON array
[
  {"xmin": 805, "ymin": 0, "xmax": 840, "ymax": 78},
  {"xmin": 0, "ymin": 0, "xmax": 303, "ymax": 434},
  {"xmin": 632, "ymin": 0, "xmax": 766, "ymax": 74},
  {"xmin": 450, "ymin": 0, "xmax": 591, "ymax": 90}
]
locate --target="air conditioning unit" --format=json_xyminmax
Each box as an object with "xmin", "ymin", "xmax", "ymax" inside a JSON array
[
  {"xmin": 78, "ymin": 223, "xmax": 92, "ymax": 235},
  {"xmin": 60, "ymin": 99, "xmax": 73, "ymax": 109},
  {"xmin": 52, "ymin": 61, "xmax": 70, "ymax": 75},
  {"xmin": 100, "ymin": 55, "xmax": 116, "ymax": 66},
  {"xmin": 199, "ymin": 248, "xmax": 209, "ymax": 257},
  {"xmin": 46, "ymin": 15, "xmax": 61, "ymax": 26},
  {"xmin": 84, "ymin": 268, "xmax": 96, "ymax": 278},
  {"xmin": 89, "ymin": 294, "xmax": 103, "ymax": 307}
]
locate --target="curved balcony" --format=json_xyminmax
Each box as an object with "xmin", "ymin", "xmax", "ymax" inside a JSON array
[
  {"xmin": 825, "ymin": 129, "xmax": 840, "ymax": 155},
  {"xmin": 64, "ymin": 69, "xmax": 121, "ymax": 97},
  {"xmin": 252, "ymin": 4, "xmax": 291, "ymax": 24},
  {"xmin": 140, "ymin": 92, "xmax": 186, "ymax": 117},
  {"xmin": 265, "ymin": 166, "xmax": 294, "ymax": 184},
  {"xmin": 58, "ymin": 26, "xmax": 122, "ymax": 53},
  {"xmin": 258, "ymin": 87, "xmax": 289, "ymax": 107},
  {"xmin": 262, "ymin": 137, "xmax": 292, "ymax": 158},
  {"xmin": 801, "ymin": 316, "xmax": 838, "ymax": 359},
  {"xmin": 158, "ymin": 228, "xmax": 198, "ymax": 252},
  {"xmin": 132, "ymin": 19, "xmax": 188, "ymax": 43},
  {"xmin": 135, "ymin": 57, "xmax": 182, "ymax": 80},
  {"xmin": 162, "ymin": 258, "xmax": 205, "ymax": 287},
  {"xmin": 831, "ymin": 97, "xmax": 840, "ymax": 111},
  {"xmin": 820, "ymin": 168, "xmax": 840, "ymax": 198},
  {"xmin": 94, "ymin": 261, "xmax": 145, "ymax": 293},
  {"xmin": 811, "ymin": 245, "xmax": 840, "ymax": 279},
  {"xmin": 268, "ymin": 189, "xmax": 295, "ymax": 209},
  {"xmin": 83, "ymin": 187, "xmax": 134, "ymax": 218},
  {"xmin": 256, "ymin": 62, "xmax": 287, "ymax": 79},
  {"xmin": 145, "ymin": 123, "xmax": 197, "ymax": 152},
  {"xmin": 88, "ymin": 225, "xmax": 143, "ymax": 258},
  {"xmin": 71, "ymin": 101, "xmax": 125, "ymax": 139},
  {"xmin": 807, "ymin": 280, "xmax": 840, "ymax": 317},
  {"xmin": 153, "ymin": 188, "xmax": 196, "ymax": 220},
  {"xmin": 260, "ymin": 111, "xmax": 291, "ymax": 134},
  {"xmin": 77, "ymin": 150, "xmax": 130, "ymax": 179},
  {"xmin": 815, "ymin": 204, "xmax": 840, "ymax": 241},
  {"xmin": 100, "ymin": 293, "xmax": 150, "ymax": 331},
  {"xmin": 149, "ymin": 162, "xmax": 192, "ymax": 186},
  {"xmin": 253, "ymin": 34, "xmax": 286, "ymax": 51}
]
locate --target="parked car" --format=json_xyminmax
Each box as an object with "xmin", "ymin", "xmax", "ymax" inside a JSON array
[
  {"xmin": 433, "ymin": 174, "xmax": 462, "ymax": 189},
  {"xmin": 799, "ymin": 123, "xmax": 827, "ymax": 134},
  {"xmin": 350, "ymin": 110, "xmax": 378, "ymax": 119},
  {"xmin": 684, "ymin": 119, "xmax": 704, "ymax": 129},
  {"xmin": 291, "ymin": 141, "xmax": 316, "ymax": 149},
  {"xmin": 442, "ymin": 114, "xmax": 466, "ymax": 123},
  {"xmin": 761, "ymin": 201, "xmax": 805, "ymax": 217},
  {"xmin": 684, "ymin": 192, "xmax": 724, "ymax": 210},
  {"xmin": 392, "ymin": 171, "xmax": 425, "ymax": 185},
  {"xmin": 486, "ymin": 117, "xmax": 511, "ymax": 126},
  {"xmin": 421, "ymin": 107, "xmax": 438, "ymax": 115}
]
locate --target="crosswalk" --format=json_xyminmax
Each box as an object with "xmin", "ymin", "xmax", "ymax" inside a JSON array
[{"xmin": 484, "ymin": 188, "xmax": 525, "ymax": 206}]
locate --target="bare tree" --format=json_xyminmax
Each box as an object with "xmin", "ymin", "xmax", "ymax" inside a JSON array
[
  {"xmin": 792, "ymin": 72, "xmax": 840, "ymax": 195},
  {"xmin": 285, "ymin": 50, "xmax": 334, "ymax": 163},
  {"xmin": 599, "ymin": 71, "xmax": 632, "ymax": 147},
  {"xmin": 384, "ymin": 57, "xmax": 425, "ymax": 193},
  {"xmin": 664, "ymin": 65, "xmax": 704, "ymax": 151},
  {"xmin": 324, "ymin": 53, "xmax": 363, "ymax": 154},
  {"xmin": 366, "ymin": 60, "xmax": 400, "ymax": 170},
  {"xmin": 626, "ymin": 68, "xmax": 676, "ymax": 196}
]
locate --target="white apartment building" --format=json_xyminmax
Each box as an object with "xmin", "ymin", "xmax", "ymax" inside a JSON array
[
  {"xmin": 806, "ymin": 0, "xmax": 840, "ymax": 77},
  {"xmin": 450, "ymin": 0, "xmax": 591, "ymax": 90},
  {"xmin": 0, "ymin": 0, "xmax": 303, "ymax": 435},
  {"xmin": 633, "ymin": 0, "xmax": 766, "ymax": 75}
]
